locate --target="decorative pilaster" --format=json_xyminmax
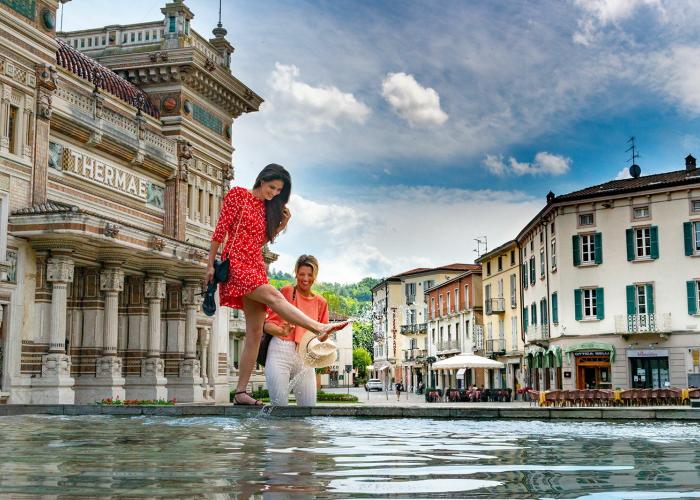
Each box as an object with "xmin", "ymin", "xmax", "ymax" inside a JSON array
[
  {"xmin": 69, "ymin": 265, "xmax": 128, "ymax": 402},
  {"xmin": 100, "ymin": 267, "xmax": 124, "ymax": 355},
  {"xmin": 167, "ymin": 280, "xmax": 204, "ymax": 403},
  {"xmin": 34, "ymin": 255, "xmax": 75, "ymax": 404},
  {"xmin": 46, "ymin": 257, "xmax": 74, "ymax": 353},
  {"xmin": 182, "ymin": 281, "xmax": 201, "ymax": 360},
  {"xmin": 144, "ymin": 274, "xmax": 166, "ymax": 358},
  {"xmin": 199, "ymin": 327, "xmax": 210, "ymax": 387},
  {"xmin": 31, "ymin": 64, "xmax": 58, "ymax": 205}
]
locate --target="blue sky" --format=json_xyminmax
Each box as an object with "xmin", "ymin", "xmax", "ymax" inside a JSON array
[{"xmin": 60, "ymin": 0, "xmax": 700, "ymax": 282}]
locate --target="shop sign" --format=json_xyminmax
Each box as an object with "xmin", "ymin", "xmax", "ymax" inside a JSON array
[
  {"xmin": 55, "ymin": 144, "xmax": 164, "ymax": 207},
  {"xmin": 627, "ymin": 349, "xmax": 669, "ymax": 358},
  {"xmin": 573, "ymin": 351, "xmax": 610, "ymax": 357}
]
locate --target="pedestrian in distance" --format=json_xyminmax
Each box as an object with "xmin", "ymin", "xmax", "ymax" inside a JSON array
[{"xmin": 205, "ymin": 164, "xmax": 348, "ymax": 406}]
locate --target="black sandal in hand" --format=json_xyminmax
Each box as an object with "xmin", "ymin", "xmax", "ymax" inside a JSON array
[{"xmin": 233, "ymin": 390, "xmax": 264, "ymax": 406}]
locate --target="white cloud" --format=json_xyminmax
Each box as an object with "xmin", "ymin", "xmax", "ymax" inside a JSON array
[
  {"xmin": 573, "ymin": 0, "xmax": 665, "ymax": 45},
  {"xmin": 267, "ymin": 63, "xmax": 370, "ymax": 131},
  {"xmin": 615, "ymin": 166, "xmax": 632, "ymax": 180},
  {"xmin": 484, "ymin": 152, "xmax": 571, "ymax": 177},
  {"xmin": 269, "ymin": 187, "xmax": 541, "ymax": 283},
  {"xmin": 648, "ymin": 46, "xmax": 700, "ymax": 114},
  {"xmin": 381, "ymin": 72, "xmax": 448, "ymax": 127}
]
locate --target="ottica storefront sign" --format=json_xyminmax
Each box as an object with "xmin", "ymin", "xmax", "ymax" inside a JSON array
[
  {"xmin": 627, "ymin": 349, "xmax": 669, "ymax": 358},
  {"xmin": 61, "ymin": 146, "xmax": 151, "ymax": 201},
  {"xmin": 573, "ymin": 351, "xmax": 610, "ymax": 357}
]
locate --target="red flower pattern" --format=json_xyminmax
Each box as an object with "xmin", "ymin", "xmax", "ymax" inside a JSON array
[{"xmin": 212, "ymin": 187, "xmax": 268, "ymax": 309}]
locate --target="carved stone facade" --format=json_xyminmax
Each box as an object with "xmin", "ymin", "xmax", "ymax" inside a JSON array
[{"xmin": 2, "ymin": 0, "xmax": 261, "ymax": 404}]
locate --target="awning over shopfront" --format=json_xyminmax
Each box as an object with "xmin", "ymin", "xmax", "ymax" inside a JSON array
[
  {"xmin": 372, "ymin": 360, "xmax": 391, "ymax": 372},
  {"xmin": 432, "ymin": 353, "xmax": 504, "ymax": 369},
  {"xmin": 564, "ymin": 342, "xmax": 616, "ymax": 363},
  {"xmin": 544, "ymin": 346, "xmax": 563, "ymax": 368},
  {"xmin": 456, "ymin": 368, "xmax": 467, "ymax": 377}
]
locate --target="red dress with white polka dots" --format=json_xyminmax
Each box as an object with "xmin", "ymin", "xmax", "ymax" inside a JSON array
[{"xmin": 211, "ymin": 187, "xmax": 268, "ymax": 310}]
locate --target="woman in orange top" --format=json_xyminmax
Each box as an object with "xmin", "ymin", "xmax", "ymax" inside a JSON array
[{"xmin": 263, "ymin": 255, "xmax": 328, "ymax": 406}]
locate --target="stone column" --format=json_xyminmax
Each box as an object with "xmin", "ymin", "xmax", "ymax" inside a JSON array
[
  {"xmin": 130, "ymin": 273, "xmax": 167, "ymax": 400},
  {"xmin": 87, "ymin": 266, "xmax": 126, "ymax": 401},
  {"xmin": 34, "ymin": 256, "xmax": 75, "ymax": 404},
  {"xmin": 169, "ymin": 280, "xmax": 203, "ymax": 402},
  {"xmin": 199, "ymin": 327, "xmax": 209, "ymax": 385}
]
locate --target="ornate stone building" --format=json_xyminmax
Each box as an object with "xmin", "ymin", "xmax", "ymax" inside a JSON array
[{"xmin": 0, "ymin": 0, "xmax": 263, "ymax": 403}]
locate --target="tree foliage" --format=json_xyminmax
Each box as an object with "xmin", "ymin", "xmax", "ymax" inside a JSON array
[
  {"xmin": 352, "ymin": 320, "xmax": 373, "ymax": 356},
  {"xmin": 353, "ymin": 347, "xmax": 372, "ymax": 377}
]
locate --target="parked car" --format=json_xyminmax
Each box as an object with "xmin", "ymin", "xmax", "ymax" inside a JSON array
[{"xmin": 365, "ymin": 379, "xmax": 383, "ymax": 391}]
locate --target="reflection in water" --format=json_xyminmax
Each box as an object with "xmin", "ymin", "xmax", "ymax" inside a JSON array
[{"xmin": 0, "ymin": 416, "xmax": 698, "ymax": 497}]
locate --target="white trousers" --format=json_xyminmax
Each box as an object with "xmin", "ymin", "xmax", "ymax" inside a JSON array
[{"xmin": 265, "ymin": 336, "xmax": 317, "ymax": 406}]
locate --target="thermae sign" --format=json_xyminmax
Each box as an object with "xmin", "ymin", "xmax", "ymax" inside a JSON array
[{"xmin": 49, "ymin": 142, "xmax": 164, "ymax": 208}]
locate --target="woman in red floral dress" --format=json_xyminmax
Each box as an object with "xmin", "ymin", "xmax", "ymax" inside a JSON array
[{"xmin": 206, "ymin": 164, "xmax": 347, "ymax": 405}]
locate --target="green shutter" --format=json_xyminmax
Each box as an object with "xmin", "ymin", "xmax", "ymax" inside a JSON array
[
  {"xmin": 596, "ymin": 288, "xmax": 605, "ymax": 320},
  {"xmin": 523, "ymin": 307, "xmax": 529, "ymax": 330},
  {"xmin": 626, "ymin": 285, "xmax": 636, "ymax": 315},
  {"xmin": 530, "ymin": 257, "xmax": 535, "ymax": 285},
  {"xmin": 626, "ymin": 228, "xmax": 635, "ymax": 261},
  {"xmin": 574, "ymin": 289, "xmax": 582, "ymax": 321},
  {"xmin": 688, "ymin": 281, "xmax": 698, "ymax": 315},
  {"xmin": 572, "ymin": 235, "xmax": 581, "ymax": 266},
  {"xmin": 542, "ymin": 298, "xmax": 548, "ymax": 323},
  {"xmin": 523, "ymin": 263, "xmax": 528, "ymax": 289},
  {"xmin": 684, "ymin": 222, "xmax": 694, "ymax": 256},
  {"xmin": 552, "ymin": 292, "xmax": 558, "ymax": 324},
  {"xmin": 650, "ymin": 226, "xmax": 659, "ymax": 260},
  {"xmin": 646, "ymin": 284, "xmax": 654, "ymax": 314},
  {"xmin": 531, "ymin": 303, "xmax": 537, "ymax": 325},
  {"xmin": 594, "ymin": 232, "xmax": 603, "ymax": 264}
]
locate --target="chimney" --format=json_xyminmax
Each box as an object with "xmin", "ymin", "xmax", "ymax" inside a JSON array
[
  {"xmin": 686, "ymin": 154, "xmax": 696, "ymax": 172},
  {"xmin": 546, "ymin": 191, "xmax": 555, "ymax": 204}
]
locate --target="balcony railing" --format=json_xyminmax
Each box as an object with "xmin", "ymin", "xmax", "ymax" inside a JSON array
[
  {"xmin": 403, "ymin": 348, "xmax": 428, "ymax": 362},
  {"xmin": 437, "ymin": 339, "xmax": 460, "ymax": 353},
  {"xmin": 485, "ymin": 338, "xmax": 506, "ymax": 354},
  {"xmin": 615, "ymin": 313, "xmax": 672, "ymax": 334},
  {"xmin": 400, "ymin": 323, "xmax": 428, "ymax": 336},
  {"xmin": 485, "ymin": 297, "xmax": 506, "ymax": 315},
  {"xmin": 526, "ymin": 324, "xmax": 550, "ymax": 343}
]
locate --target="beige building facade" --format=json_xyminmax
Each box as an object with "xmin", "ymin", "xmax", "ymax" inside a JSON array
[
  {"xmin": 476, "ymin": 240, "xmax": 524, "ymax": 391},
  {"xmin": 0, "ymin": 0, "xmax": 262, "ymax": 404}
]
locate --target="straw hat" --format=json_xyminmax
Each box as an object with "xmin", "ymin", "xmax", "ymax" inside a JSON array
[{"xmin": 296, "ymin": 330, "xmax": 337, "ymax": 369}]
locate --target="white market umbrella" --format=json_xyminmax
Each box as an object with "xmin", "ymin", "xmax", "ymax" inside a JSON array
[{"xmin": 431, "ymin": 352, "xmax": 505, "ymax": 370}]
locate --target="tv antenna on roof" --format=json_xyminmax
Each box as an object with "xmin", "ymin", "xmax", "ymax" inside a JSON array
[
  {"xmin": 626, "ymin": 136, "xmax": 641, "ymax": 178},
  {"xmin": 473, "ymin": 236, "xmax": 487, "ymax": 258}
]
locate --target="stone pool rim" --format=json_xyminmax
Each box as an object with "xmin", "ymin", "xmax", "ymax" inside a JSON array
[{"xmin": 0, "ymin": 405, "xmax": 699, "ymax": 420}]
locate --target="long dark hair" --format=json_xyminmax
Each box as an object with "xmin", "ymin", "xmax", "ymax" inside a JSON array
[{"xmin": 254, "ymin": 163, "xmax": 291, "ymax": 243}]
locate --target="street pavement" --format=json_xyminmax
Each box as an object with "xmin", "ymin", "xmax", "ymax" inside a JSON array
[{"xmin": 321, "ymin": 386, "xmax": 534, "ymax": 407}]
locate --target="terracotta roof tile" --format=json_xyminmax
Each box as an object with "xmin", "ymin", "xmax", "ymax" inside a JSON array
[
  {"xmin": 56, "ymin": 39, "xmax": 159, "ymax": 118},
  {"xmin": 555, "ymin": 168, "xmax": 700, "ymax": 203}
]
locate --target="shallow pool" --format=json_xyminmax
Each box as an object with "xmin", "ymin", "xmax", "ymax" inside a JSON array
[{"xmin": 0, "ymin": 415, "xmax": 698, "ymax": 497}]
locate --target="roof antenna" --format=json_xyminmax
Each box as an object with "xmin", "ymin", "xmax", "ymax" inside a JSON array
[
  {"xmin": 473, "ymin": 236, "xmax": 487, "ymax": 258},
  {"xmin": 218, "ymin": 0, "xmax": 222, "ymax": 27},
  {"xmin": 627, "ymin": 136, "xmax": 641, "ymax": 178},
  {"xmin": 60, "ymin": 1, "xmax": 64, "ymax": 31}
]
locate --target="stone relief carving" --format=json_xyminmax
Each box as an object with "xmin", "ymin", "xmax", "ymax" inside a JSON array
[
  {"xmin": 42, "ymin": 353, "xmax": 72, "ymax": 377},
  {"xmin": 46, "ymin": 258, "xmax": 74, "ymax": 283},
  {"xmin": 142, "ymin": 357, "xmax": 165, "ymax": 377},
  {"xmin": 177, "ymin": 140, "xmax": 193, "ymax": 181},
  {"xmin": 181, "ymin": 284, "xmax": 203, "ymax": 306},
  {"xmin": 99, "ymin": 268, "xmax": 125, "ymax": 292},
  {"xmin": 97, "ymin": 356, "xmax": 123, "ymax": 378},
  {"xmin": 37, "ymin": 88, "xmax": 52, "ymax": 120},
  {"xmin": 103, "ymin": 223, "xmax": 120, "ymax": 238},
  {"xmin": 179, "ymin": 358, "xmax": 201, "ymax": 377},
  {"xmin": 150, "ymin": 237, "xmax": 165, "ymax": 251},
  {"xmin": 144, "ymin": 277, "xmax": 167, "ymax": 300}
]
